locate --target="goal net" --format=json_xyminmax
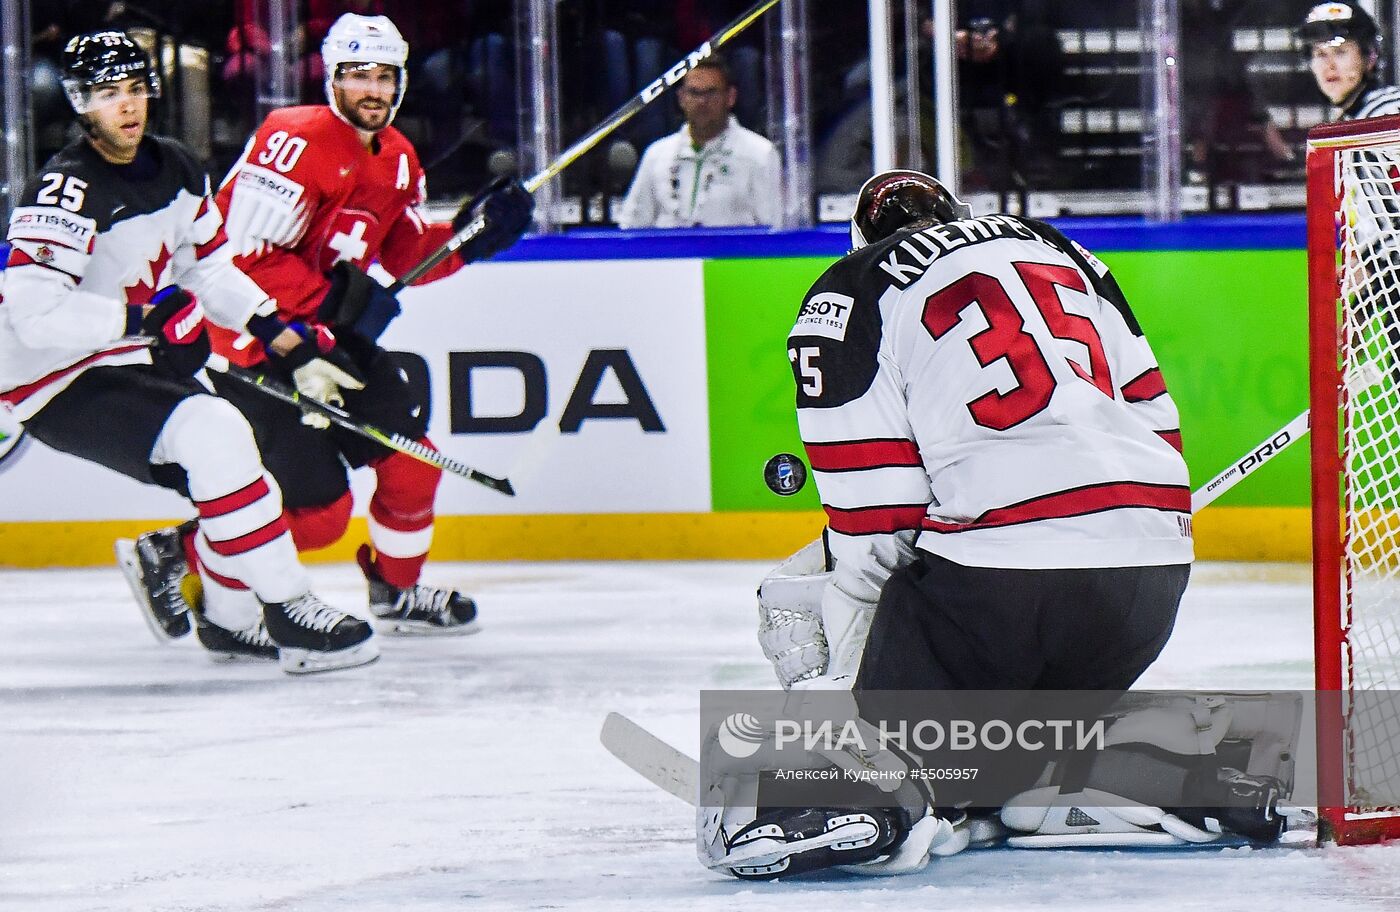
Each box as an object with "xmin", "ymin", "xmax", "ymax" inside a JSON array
[{"xmin": 1307, "ymin": 114, "xmax": 1400, "ymax": 845}]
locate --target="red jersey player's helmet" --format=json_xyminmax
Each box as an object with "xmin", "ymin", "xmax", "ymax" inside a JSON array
[
  {"xmin": 321, "ymin": 13, "xmax": 410, "ymax": 129},
  {"xmin": 850, "ymin": 169, "xmax": 972, "ymax": 249}
]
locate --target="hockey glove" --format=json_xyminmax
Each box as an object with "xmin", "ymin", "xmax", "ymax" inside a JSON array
[
  {"xmin": 139, "ymin": 286, "xmax": 210, "ymax": 379},
  {"xmin": 452, "ymin": 176, "xmax": 534, "ymax": 264},
  {"xmin": 271, "ymin": 323, "xmax": 366, "ymax": 429},
  {"xmin": 318, "ymin": 261, "xmax": 401, "ymax": 342}
]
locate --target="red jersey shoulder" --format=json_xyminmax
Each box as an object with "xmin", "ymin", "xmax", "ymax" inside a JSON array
[
  {"xmin": 259, "ymin": 105, "xmax": 345, "ymax": 143},
  {"xmin": 246, "ymin": 107, "xmax": 360, "ymax": 191}
]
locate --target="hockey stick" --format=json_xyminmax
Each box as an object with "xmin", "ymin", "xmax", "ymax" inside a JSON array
[
  {"xmin": 205, "ymin": 354, "xmax": 515, "ymax": 496},
  {"xmin": 1191, "ymin": 410, "xmax": 1310, "ymax": 513},
  {"xmin": 1190, "ymin": 360, "xmax": 1386, "ymax": 513},
  {"xmin": 385, "ymin": 0, "xmax": 783, "ymax": 294},
  {"xmin": 600, "ymin": 712, "xmax": 699, "ymax": 805}
]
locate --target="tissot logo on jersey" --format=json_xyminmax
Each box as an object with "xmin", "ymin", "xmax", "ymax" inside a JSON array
[
  {"xmin": 235, "ymin": 165, "xmax": 305, "ymax": 206},
  {"xmin": 795, "ymin": 292, "xmax": 857, "ymax": 341},
  {"xmin": 8, "ymin": 206, "xmax": 97, "ymax": 250}
]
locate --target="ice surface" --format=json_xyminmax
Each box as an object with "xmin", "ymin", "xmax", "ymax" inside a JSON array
[{"xmin": 0, "ymin": 560, "xmax": 1397, "ymax": 911}]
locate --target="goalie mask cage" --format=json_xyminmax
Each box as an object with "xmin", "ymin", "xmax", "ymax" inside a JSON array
[{"xmin": 1308, "ymin": 114, "xmax": 1400, "ymax": 846}]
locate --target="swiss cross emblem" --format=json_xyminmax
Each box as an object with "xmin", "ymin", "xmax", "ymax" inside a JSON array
[
  {"xmin": 329, "ymin": 220, "xmax": 369, "ymax": 263},
  {"xmin": 321, "ymin": 209, "xmax": 378, "ymax": 270}
]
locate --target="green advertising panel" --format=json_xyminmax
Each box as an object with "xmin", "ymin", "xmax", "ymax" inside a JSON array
[{"xmin": 705, "ymin": 248, "xmax": 1310, "ymax": 512}]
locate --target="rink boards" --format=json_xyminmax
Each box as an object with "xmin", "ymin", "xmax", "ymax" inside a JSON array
[{"xmin": 0, "ymin": 218, "xmax": 1312, "ymax": 566}]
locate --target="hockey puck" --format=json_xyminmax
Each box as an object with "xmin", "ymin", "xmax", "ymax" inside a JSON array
[{"xmin": 763, "ymin": 453, "xmax": 808, "ymax": 496}]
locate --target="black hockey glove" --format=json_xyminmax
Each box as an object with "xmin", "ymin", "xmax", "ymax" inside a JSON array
[
  {"xmin": 140, "ymin": 286, "xmax": 210, "ymax": 379},
  {"xmin": 268, "ymin": 323, "xmax": 366, "ymax": 429},
  {"xmin": 317, "ymin": 261, "xmax": 402, "ymax": 343},
  {"xmin": 452, "ymin": 176, "xmax": 534, "ymax": 264}
]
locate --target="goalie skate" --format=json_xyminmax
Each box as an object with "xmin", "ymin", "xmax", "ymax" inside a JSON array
[
  {"xmin": 262, "ymin": 593, "xmax": 379, "ymax": 675},
  {"xmin": 714, "ymin": 806, "xmax": 912, "ymax": 880},
  {"xmin": 357, "ymin": 545, "xmax": 479, "ymax": 636},
  {"xmin": 114, "ymin": 522, "xmax": 195, "ymax": 642}
]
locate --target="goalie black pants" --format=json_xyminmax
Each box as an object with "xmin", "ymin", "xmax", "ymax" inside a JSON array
[
  {"xmin": 853, "ymin": 553, "xmax": 1190, "ymax": 807},
  {"xmin": 855, "ymin": 552, "xmax": 1190, "ymax": 692}
]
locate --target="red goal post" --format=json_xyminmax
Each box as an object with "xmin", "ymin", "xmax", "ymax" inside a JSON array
[{"xmin": 1307, "ymin": 114, "xmax": 1400, "ymax": 846}]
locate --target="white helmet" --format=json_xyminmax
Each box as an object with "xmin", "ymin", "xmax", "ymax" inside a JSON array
[{"xmin": 321, "ymin": 13, "xmax": 409, "ymax": 129}]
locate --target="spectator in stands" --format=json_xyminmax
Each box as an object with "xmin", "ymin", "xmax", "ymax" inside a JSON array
[
  {"xmin": 616, "ymin": 55, "xmax": 781, "ymax": 229},
  {"xmin": 952, "ymin": 1, "xmax": 1063, "ymax": 191},
  {"xmin": 1180, "ymin": 0, "xmax": 1294, "ymax": 185}
]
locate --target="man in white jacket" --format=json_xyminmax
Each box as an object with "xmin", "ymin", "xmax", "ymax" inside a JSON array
[{"xmin": 616, "ymin": 56, "xmax": 781, "ymax": 229}]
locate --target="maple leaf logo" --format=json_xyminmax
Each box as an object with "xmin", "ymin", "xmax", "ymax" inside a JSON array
[{"xmin": 123, "ymin": 244, "xmax": 174, "ymax": 305}]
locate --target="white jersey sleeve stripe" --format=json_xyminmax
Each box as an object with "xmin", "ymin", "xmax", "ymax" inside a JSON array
[
  {"xmin": 1120, "ymin": 367, "xmax": 1168, "ymax": 403},
  {"xmin": 825, "ymin": 503, "xmax": 931, "ymax": 536},
  {"xmin": 804, "ymin": 438, "xmax": 921, "ymax": 471},
  {"xmin": 8, "ymin": 238, "xmax": 89, "ymax": 279}
]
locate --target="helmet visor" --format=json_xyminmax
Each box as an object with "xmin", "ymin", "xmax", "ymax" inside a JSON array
[{"xmin": 63, "ymin": 71, "xmax": 161, "ymax": 115}]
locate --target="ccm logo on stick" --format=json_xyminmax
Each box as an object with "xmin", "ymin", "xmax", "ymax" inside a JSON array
[
  {"xmin": 449, "ymin": 349, "xmax": 665, "ymax": 435},
  {"xmin": 640, "ymin": 42, "xmax": 713, "ymax": 102}
]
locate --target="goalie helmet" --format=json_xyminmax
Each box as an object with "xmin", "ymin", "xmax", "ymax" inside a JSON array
[
  {"xmin": 1297, "ymin": 2, "xmax": 1380, "ymax": 53},
  {"xmin": 850, "ymin": 170, "xmax": 972, "ymax": 250},
  {"xmin": 60, "ymin": 30, "xmax": 161, "ymax": 115},
  {"xmin": 321, "ymin": 13, "xmax": 409, "ymax": 129}
]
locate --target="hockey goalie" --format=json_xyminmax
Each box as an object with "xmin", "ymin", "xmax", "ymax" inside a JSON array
[{"xmin": 697, "ymin": 171, "xmax": 1302, "ymax": 879}]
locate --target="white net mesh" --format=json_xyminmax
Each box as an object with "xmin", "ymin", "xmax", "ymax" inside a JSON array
[{"xmin": 1335, "ymin": 145, "xmax": 1400, "ymax": 813}]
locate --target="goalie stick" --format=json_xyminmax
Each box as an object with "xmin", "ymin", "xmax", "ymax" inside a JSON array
[
  {"xmin": 600, "ymin": 712, "xmax": 699, "ymax": 805},
  {"xmin": 386, "ymin": 0, "xmax": 784, "ymax": 294},
  {"xmin": 1191, "ymin": 360, "xmax": 1385, "ymax": 513}
]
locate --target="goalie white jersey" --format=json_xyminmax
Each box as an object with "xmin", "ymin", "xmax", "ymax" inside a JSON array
[{"xmin": 790, "ymin": 214, "xmax": 1192, "ymax": 590}]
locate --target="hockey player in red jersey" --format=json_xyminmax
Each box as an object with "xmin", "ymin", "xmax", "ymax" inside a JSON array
[
  {"xmin": 699, "ymin": 173, "xmax": 1294, "ymax": 878},
  {"xmin": 117, "ymin": 13, "xmax": 533, "ymax": 648},
  {"xmin": 4, "ymin": 30, "xmax": 377, "ymax": 674}
]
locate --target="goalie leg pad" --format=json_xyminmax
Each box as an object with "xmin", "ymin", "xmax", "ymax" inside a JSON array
[{"xmin": 1002, "ymin": 694, "xmax": 1302, "ymax": 847}]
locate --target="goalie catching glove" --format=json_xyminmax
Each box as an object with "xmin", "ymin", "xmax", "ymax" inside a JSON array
[{"xmin": 758, "ymin": 538, "xmax": 832, "ymax": 688}]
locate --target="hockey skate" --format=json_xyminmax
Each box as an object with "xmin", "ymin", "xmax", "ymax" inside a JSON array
[
  {"xmin": 182, "ymin": 575, "xmax": 278, "ymax": 662},
  {"xmin": 193, "ymin": 611, "xmax": 279, "ymax": 663},
  {"xmin": 262, "ymin": 593, "xmax": 379, "ymax": 675},
  {"xmin": 115, "ymin": 521, "xmax": 196, "ymax": 642},
  {"xmin": 356, "ymin": 545, "xmax": 479, "ymax": 636}
]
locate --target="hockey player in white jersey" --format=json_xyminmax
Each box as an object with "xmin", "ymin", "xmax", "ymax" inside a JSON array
[
  {"xmin": 0, "ymin": 30, "xmax": 377, "ymax": 674},
  {"xmin": 698, "ymin": 172, "xmax": 1306, "ymax": 879}
]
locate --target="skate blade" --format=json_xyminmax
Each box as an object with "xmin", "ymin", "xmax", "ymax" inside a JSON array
[
  {"xmin": 376, "ymin": 617, "xmax": 482, "ymax": 637},
  {"xmin": 115, "ymin": 538, "xmax": 191, "ymax": 644},
  {"xmin": 201, "ymin": 647, "xmax": 279, "ymax": 664},
  {"xmin": 278, "ymin": 640, "xmax": 381, "ymax": 675}
]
